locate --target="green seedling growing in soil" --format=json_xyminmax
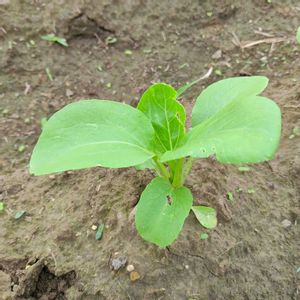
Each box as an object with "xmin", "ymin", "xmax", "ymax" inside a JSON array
[
  {"xmin": 0, "ymin": 202, "xmax": 4, "ymax": 213},
  {"xmin": 297, "ymin": 26, "xmax": 300, "ymax": 44},
  {"xmin": 29, "ymin": 76, "xmax": 281, "ymax": 247},
  {"xmin": 200, "ymin": 233, "xmax": 209, "ymax": 240},
  {"xmin": 41, "ymin": 34, "xmax": 68, "ymax": 47}
]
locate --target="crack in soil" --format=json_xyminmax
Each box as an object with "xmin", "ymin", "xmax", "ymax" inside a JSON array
[{"xmin": 0, "ymin": 258, "xmax": 76, "ymax": 299}]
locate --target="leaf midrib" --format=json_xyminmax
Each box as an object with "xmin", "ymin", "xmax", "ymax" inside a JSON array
[{"xmin": 44, "ymin": 140, "xmax": 155, "ymax": 156}]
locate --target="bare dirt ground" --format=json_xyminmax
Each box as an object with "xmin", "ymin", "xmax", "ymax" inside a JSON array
[{"xmin": 0, "ymin": 0, "xmax": 299, "ymax": 299}]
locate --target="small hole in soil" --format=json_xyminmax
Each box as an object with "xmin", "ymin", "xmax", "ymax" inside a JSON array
[
  {"xmin": 32, "ymin": 266, "xmax": 76, "ymax": 299},
  {"xmin": 166, "ymin": 195, "xmax": 173, "ymax": 205}
]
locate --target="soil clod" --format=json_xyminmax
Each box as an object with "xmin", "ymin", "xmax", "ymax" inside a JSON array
[
  {"xmin": 129, "ymin": 271, "xmax": 140, "ymax": 282},
  {"xmin": 111, "ymin": 256, "xmax": 127, "ymax": 271}
]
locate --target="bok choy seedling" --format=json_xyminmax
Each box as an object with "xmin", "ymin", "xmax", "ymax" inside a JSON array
[{"xmin": 29, "ymin": 76, "xmax": 281, "ymax": 247}]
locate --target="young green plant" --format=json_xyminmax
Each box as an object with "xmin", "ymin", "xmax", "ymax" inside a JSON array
[{"xmin": 29, "ymin": 76, "xmax": 281, "ymax": 247}]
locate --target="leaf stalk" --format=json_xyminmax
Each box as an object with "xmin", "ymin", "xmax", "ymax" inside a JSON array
[{"xmin": 153, "ymin": 157, "xmax": 170, "ymax": 179}]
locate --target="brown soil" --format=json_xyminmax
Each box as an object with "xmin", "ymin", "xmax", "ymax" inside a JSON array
[{"xmin": 0, "ymin": 0, "xmax": 299, "ymax": 299}]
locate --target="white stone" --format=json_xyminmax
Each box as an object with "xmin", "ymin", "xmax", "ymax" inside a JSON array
[
  {"xmin": 281, "ymin": 219, "xmax": 292, "ymax": 228},
  {"xmin": 126, "ymin": 264, "xmax": 135, "ymax": 272}
]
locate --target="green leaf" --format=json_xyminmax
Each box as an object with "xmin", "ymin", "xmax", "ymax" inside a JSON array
[
  {"xmin": 15, "ymin": 210, "xmax": 26, "ymax": 220},
  {"xmin": 161, "ymin": 95, "xmax": 281, "ymax": 164},
  {"xmin": 137, "ymin": 83, "xmax": 186, "ymax": 153},
  {"xmin": 0, "ymin": 202, "xmax": 4, "ymax": 212},
  {"xmin": 297, "ymin": 26, "xmax": 300, "ymax": 44},
  {"xmin": 226, "ymin": 192, "xmax": 234, "ymax": 201},
  {"xmin": 200, "ymin": 232, "xmax": 209, "ymax": 240},
  {"xmin": 176, "ymin": 75, "xmax": 207, "ymax": 98},
  {"xmin": 192, "ymin": 206, "xmax": 217, "ymax": 229},
  {"xmin": 192, "ymin": 76, "xmax": 269, "ymax": 126},
  {"xmin": 135, "ymin": 177, "xmax": 193, "ymax": 247},
  {"xmin": 177, "ymin": 82, "xmax": 194, "ymax": 98},
  {"xmin": 18, "ymin": 144, "xmax": 25, "ymax": 152},
  {"xmin": 95, "ymin": 224, "xmax": 104, "ymax": 240},
  {"xmin": 124, "ymin": 49, "xmax": 133, "ymax": 56},
  {"xmin": 41, "ymin": 34, "xmax": 68, "ymax": 47},
  {"xmin": 135, "ymin": 159, "xmax": 155, "ymax": 170},
  {"xmin": 45, "ymin": 67, "xmax": 53, "ymax": 81},
  {"xmin": 247, "ymin": 188, "xmax": 256, "ymax": 194},
  {"xmin": 292, "ymin": 126, "xmax": 299, "ymax": 134},
  {"xmin": 105, "ymin": 36, "xmax": 117, "ymax": 45},
  {"xmin": 30, "ymin": 100, "xmax": 156, "ymax": 175},
  {"xmin": 238, "ymin": 166, "xmax": 250, "ymax": 172}
]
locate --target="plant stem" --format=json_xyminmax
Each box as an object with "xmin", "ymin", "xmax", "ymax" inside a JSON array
[
  {"xmin": 181, "ymin": 157, "xmax": 194, "ymax": 185},
  {"xmin": 153, "ymin": 157, "xmax": 170, "ymax": 179},
  {"xmin": 172, "ymin": 158, "xmax": 184, "ymax": 188}
]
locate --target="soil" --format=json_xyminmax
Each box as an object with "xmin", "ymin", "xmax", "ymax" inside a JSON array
[{"xmin": 0, "ymin": 0, "xmax": 299, "ymax": 299}]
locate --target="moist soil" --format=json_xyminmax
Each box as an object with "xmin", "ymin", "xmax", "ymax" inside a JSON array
[{"xmin": 0, "ymin": 0, "xmax": 299, "ymax": 299}]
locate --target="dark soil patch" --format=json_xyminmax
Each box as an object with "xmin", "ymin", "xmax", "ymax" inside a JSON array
[
  {"xmin": 0, "ymin": 0, "xmax": 299, "ymax": 299},
  {"xmin": 0, "ymin": 258, "xmax": 76, "ymax": 299},
  {"xmin": 31, "ymin": 266, "xmax": 76, "ymax": 300}
]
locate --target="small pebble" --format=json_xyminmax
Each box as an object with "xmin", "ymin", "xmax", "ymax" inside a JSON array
[
  {"xmin": 111, "ymin": 256, "xmax": 127, "ymax": 271},
  {"xmin": 130, "ymin": 271, "xmax": 140, "ymax": 282},
  {"xmin": 66, "ymin": 89, "xmax": 74, "ymax": 97},
  {"xmin": 126, "ymin": 264, "xmax": 135, "ymax": 272},
  {"xmin": 0, "ymin": 0, "xmax": 11, "ymax": 5},
  {"xmin": 91, "ymin": 225, "xmax": 97, "ymax": 231},
  {"xmin": 212, "ymin": 49, "xmax": 222, "ymax": 59},
  {"xmin": 12, "ymin": 284, "xmax": 18, "ymax": 292},
  {"xmin": 281, "ymin": 219, "xmax": 292, "ymax": 228}
]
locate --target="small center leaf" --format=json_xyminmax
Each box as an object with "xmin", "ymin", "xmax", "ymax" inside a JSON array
[{"xmin": 137, "ymin": 83, "xmax": 186, "ymax": 154}]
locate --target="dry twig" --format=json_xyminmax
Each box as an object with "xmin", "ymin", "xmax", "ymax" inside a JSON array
[{"xmin": 241, "ymin": 37, "xmax": 287, "ymax": 49}]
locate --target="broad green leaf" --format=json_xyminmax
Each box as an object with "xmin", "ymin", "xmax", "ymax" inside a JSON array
[
  {"xmin": 161, "ymin": 96, "xmax": 281, "ymax": 164},
  {"xmin": 135, "ymin": 159, "xmax": 155, "ymax": 171},
  {"xmin": 192, "ymin": 76, "xmax": 268, "ymax": 126},
  {"xmin": 192, "ymin": 206, "xmax": 217, "ymax": 229},
  {"xmin": 135, "ymin": 177, "xmax": 193, "ymax": 247},
  {"xmin": 137, "ymin": 83, "xmax": 186, "ymax": 153},
  {"xmin": 30, "ymin": 100, "xmax": 156, "ymax": 175},
  {"xmin": 41, "ymin": 34, "xmax": 68, "ymax": 47}
]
